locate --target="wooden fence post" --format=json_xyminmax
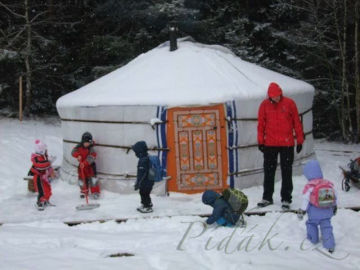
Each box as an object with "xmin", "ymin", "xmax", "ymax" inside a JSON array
[{"xmin": 19, "ymin": 76, "xmax": 23, "ymax": 121}]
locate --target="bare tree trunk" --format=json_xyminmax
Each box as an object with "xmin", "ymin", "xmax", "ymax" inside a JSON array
[
  {"xmin": 343, "ymin": 0, "xmax": 353, "ymax": 138},
  {"xmin": 23, "ymin": 0, "xmax": 32, "ymax": 116},
  {"xmin": 48, "ymin": 0, "xmax": 54, "ymax": 18},
  {"xmin": 355, "ymin": 0, "xmax": 360, "ymax": 142},
  {"xmin": 333, "ymin": 0, "xmax": 349, "ymax": 140},
  {"xmin": 309, "ymin": 1, "xmax": 342, "ymax": 135}
]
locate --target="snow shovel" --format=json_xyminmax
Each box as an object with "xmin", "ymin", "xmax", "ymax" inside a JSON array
[
  {"xmin": 76, "ymin": 192, "xmax": 100, "ymax": 210},
  {"xmin": 75, "ymin": 165, "xmax": 100, "ymax": 211}
]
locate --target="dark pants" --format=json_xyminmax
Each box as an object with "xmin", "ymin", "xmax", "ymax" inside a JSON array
[
  {"xmin": 36, "ymin": 175, "xmax": 44, "ymax": 203},
  {"xmin": 262, "ymin": 146, "xmax": 294, "ymax": 203},
  {"xmin": 140, "ymin": 188, "xmax": 152, "ymax": 207},
  {"xmin": 35, "ymin": 175, "xmax": 52, "ymax": 203}
]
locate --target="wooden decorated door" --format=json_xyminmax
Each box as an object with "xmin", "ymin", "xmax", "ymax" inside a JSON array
[{"xmin": 167, "ymin": 105, "xmax": 228, "ymax": 193}]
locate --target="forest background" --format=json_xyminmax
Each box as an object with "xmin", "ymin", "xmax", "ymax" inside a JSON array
[{"xmin": 0, "ymin": 0, "xmax": 359, "ymax": 142}]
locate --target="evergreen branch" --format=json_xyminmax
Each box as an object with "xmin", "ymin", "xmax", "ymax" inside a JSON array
[
  {"xmin": 0, "ymin": 28, "xmax": 6, "ymax": 39},
  {"xmin": 30, "ymin": 10, "xmax": 48, "ymax": 23},
  {"xmin": 32, "ymin": 30, "xmax": 52, "ymax": 44},
  {"xmin": 0, "ymin": 1, "xmax": 25, "ymax": 19},
  {"xmin": 7, "ymin": 25, "xmax": 26, "ymax": 48}
]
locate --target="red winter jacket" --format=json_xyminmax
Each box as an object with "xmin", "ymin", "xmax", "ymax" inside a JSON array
[
  {"xmin": 71, "ymin": 144, "xmax": 96, "ymax": 180},
  {"xmin": 30, "ymin": 153, "xmax": 51, "ymax": 176},
  {"xmin": 257, "ymin": 86, "xmax": 304, "ymax": 147}
]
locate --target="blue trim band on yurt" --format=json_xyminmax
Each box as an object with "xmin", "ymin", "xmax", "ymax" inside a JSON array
[
  {"xmin": 156, "ymin": 106, "xmax": 168, "ymax": 177},
  {"xmin": 226, "ymin": 101, "xmax": 235, "ymax": 188}
]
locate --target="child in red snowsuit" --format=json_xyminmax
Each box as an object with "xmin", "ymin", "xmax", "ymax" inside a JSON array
[
  {"xmin": 30, "ymin": 140, "xmax": 53, "ymax": 210},
  {"xmin": 71, "ymin": 132, "xmax": 100, "ymax": 199}
]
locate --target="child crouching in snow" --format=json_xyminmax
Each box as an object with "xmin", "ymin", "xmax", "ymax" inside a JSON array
[
  {"xmin": 30, "ymin": 140, "xmax": 55, "ymax": 210},
  {"xmin": 202, "ymin": 190, "xmax": 240, "ymax": 227},
  {"xmin": 298, "ymin": 160, "xmax": 337, "ymax": 253}
]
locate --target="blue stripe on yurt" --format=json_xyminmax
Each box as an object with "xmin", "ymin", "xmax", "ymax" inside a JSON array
[
  {"xmin": 226, "ymin": 102, "xmax": 234, "ymax": 188},
  {"xmin": 232, "ymin": 100, "xmax": 239, "ymax": 175},
  {"xmin": 156, "ymin": 106, "xmax": 161, "ymax": 156},
  {"xmin": 160, "ymin": 107, "xmax": 168, "ymax": 176}
]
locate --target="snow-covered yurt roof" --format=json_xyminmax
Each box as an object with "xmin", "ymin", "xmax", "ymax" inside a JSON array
[{"xmin": 56, "ymin": 37, "xmax": 314, "ymax": 108}]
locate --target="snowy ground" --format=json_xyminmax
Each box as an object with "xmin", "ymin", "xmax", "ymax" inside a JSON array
[{"xmin": 0, "ymin": 117, "xmax": 360, "ymax": 270}]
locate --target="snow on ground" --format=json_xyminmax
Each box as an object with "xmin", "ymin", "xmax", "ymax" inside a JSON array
[{"xmin": 0, "ymin": 117, "xmax": 360, "ymax": 270}]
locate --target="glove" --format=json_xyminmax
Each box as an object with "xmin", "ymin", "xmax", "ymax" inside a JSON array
[
  {"xmin": 258, "ymin": 144, "xmax": 265, "ymax": 153},
  {"xmin": 296, "ymin": 144, "xmax": 302, "ymax": 153},
  {"xmin": 134, "ymin": 182, "xmax": 139, "ymax": 191},
  {"xmin": 333, "ymin": 206, "xmax": 337, "ymax": 215},
  {"xmin": 297, "ymin": 209, "xmax": 306, "ymax": 220}
]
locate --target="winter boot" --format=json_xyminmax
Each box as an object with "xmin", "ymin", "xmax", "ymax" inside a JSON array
[
  {"xmin": 36, "ymin": 201, "xmax": 45, "ymax": 211},
  {"xmin": 257, "ymin": 199, "xmax": 273, "ymax": 208},
  {"xmin": 91, "ymin": 193, "xmax": 100, "ymax": 200},
  {"xmin": 281, "ymin": 201, "xmax": 291, "ymax": 210},
  {"xmin": 238, "ymin": 214, "xmax": 246, "ymax": 228},
  {"xmin": 44, "ymin": 200, "xmax": 56, "ymax": 207},
  {"xmin": 137, "ymin": 205, "xmax": 153, "ymax": 213}
]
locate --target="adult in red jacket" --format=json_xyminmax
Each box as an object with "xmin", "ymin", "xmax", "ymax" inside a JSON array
[
  {"xmin": 72, "ymin": 132, "xmax": 100, "ymax": 199},
  {"xmin": 257, "ymin": 82, "xmax": 304, "ymax": 209}
]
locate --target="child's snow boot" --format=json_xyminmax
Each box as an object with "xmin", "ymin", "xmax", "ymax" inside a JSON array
[
  {"xmin": 92, "ymin": 193, "xmax": 100, "ymax": 200},
  {"xmin": 36, "ymin": 201, "xmax": 45, "ymax": 211},
  {"xmin": 44, "ymin": 200, "xmax": 56, "ymax": 207},
  {"xmin": 238, "ymin": 215, "xmax": 246, "ymax": 228}
]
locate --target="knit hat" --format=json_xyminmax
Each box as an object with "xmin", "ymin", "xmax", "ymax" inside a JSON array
[
  {"xmin": 34, "ymin": 139, "xmax": 47, "ymax": 155},
  {"xmin": 81, "ymin": 132, "xmax": 93, "ymax": 143},
  {"xmin": 268, "ymin": 82, "xmax": 283, "ymax": 98}
]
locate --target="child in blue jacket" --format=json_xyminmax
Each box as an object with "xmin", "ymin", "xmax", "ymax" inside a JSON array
[
  {"xmin": 298, "ymin": 160, "xmax": 337, "ymax": 253},
  {"xmin": 202, "ymin": 190, "xmax": 240, "ymax": 227}
]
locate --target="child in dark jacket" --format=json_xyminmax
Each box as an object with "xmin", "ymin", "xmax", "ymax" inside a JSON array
[
  {"xmin": 132, "ymin": 141, "xmax": 154, "ymax": 213},
  {"xmin": 202, "ymin": 190, "xmax": 240, "ymax": 227},
  {"xmin": 298, "ymin": 160, "xmax": 337, "ymax": 253}
]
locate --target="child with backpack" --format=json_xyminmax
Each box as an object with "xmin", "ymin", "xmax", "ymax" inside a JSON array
[
  {"xmin": 132, "ymin": 141, "xmax": 155, "ymax": 213},
  {"xmin": 202, "ymin": 189, "xmax": 248, "ymax": 227},
  {"xmin": 30, "ymin": 140, "xmax": 55, "ymax": 210},
  {"xmin": 297, "ymin": 160, "xmax": 337, "ymax": 253},
  {"xmin": 71, "ymin": 132, "xmax": 100, "ymax": 199}
]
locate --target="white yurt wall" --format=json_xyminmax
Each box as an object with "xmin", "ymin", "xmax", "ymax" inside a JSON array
[
  {"xmin": 57, "ymin": 38, "xmax": 316, "ymax": 193},
  {"xmin": 58, "ymin": 104, "xmax": 168, "ymax": 194}
]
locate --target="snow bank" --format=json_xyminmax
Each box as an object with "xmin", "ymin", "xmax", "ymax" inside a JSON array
[{"xmin": 1, "ymin": 118, "xmax": 360, "ymax": 270}]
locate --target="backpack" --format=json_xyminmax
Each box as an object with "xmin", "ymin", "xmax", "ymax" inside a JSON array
[
  {"xmin": 304, "ymin": 179, "xmax": 336, "ymax": 208},
  {"xmin": 222, "ymin": 188, "xmax": 248, "ymax": 214},
  {"xmin": 148, "ymin": 155, "xmax": 164, "ymax": 182}
]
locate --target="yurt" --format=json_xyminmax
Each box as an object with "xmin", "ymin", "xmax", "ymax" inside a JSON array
[{"xmin": 56, "ymin": 37, "xmax": 315, "ymax": 195}]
